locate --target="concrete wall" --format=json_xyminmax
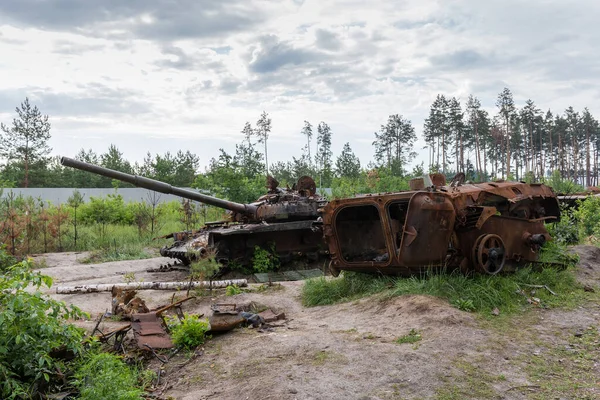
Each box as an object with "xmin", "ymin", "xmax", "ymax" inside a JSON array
[
  {"xmin": 0, "ymin": 188, "xmax": 193, "ymax": 204},
  {"xmin": 0, "ymin": 187, "xmax": 334, "ymax": 205}
]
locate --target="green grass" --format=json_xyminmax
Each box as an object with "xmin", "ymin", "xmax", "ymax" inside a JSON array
[
  {"xmin": 302, "ymin": 272, "xmax": 393, "ymax": 306},
  {"xmin": 80, "ymin": 242, "xmax": 156, "ymax": 264},
  {"xmin": 302, "ymin": 243, "xmax": 587, "ymax": 316},
  {"xmin": 395, "ymin": 329, "xmax": 422, "ymax": 344}
]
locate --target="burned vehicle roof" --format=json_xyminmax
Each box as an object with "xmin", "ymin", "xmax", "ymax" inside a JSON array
[{"xmin": 322, "ymin": 178, "xmax": 560, "ymax": 276}]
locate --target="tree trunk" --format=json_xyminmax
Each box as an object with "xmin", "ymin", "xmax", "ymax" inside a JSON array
[
  {"xmin": 56, "ymin": 279, "xmax": 249, "ymax": 294},
  {"xmin": 586, "ymin": 125, "xmax": 590, "ymax": 187}
]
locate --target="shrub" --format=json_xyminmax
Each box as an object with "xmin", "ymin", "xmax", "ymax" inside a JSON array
[
  {"xmin": 252, "ymin": 244, "xmax": 280, "ymax": 273},
  {"xmin": 168, "ymin": 314, "xmax": 211, "ymax": 349},
  {"xmin": 546, "ymin": 205, "xmax": 579, "ymax": 245},
  {"xmin": 574, "ymin": 196, "xmax": 600, "ymax": 237},
  {"xmin": 226, "ymin": 284, "xmax": 242, "ymax": 296},
  {"xmin": 0, "ymin": 258, "xmax": 86, "ymax": 399},
  {"xmin": 74, "ymin": 352, "xmax": 142, "ymax": 400}
]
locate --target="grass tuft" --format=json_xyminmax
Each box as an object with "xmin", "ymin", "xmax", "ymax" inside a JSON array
[
  {"xmin": 302, "ymin": 243, "xmax": 586, "ymax": 316},
  {"xmin": 301, "ymin": 272, "xmax": 392, "ymax": 306},
  {"xmin": 80, "ymin": 243, "xmax": 155, "ymax": 264},
  {"xmin": 395, "ymin": 329, "xmax": 422, "ymax": 344}
]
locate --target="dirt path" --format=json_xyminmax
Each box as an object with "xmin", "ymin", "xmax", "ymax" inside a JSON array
[{"xmin": 35, "ymin": 247, "xmax": 600, "ymax": 400}]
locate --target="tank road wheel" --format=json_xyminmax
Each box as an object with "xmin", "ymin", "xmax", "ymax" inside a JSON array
[{"xmin": 472, "ymin": 234, "xmax": 506, "ymax": 275}]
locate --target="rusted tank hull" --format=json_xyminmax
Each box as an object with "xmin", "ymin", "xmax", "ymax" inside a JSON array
[{"xmin": 323, "ymin": 181, "xmax": 560, "ymax": 276}]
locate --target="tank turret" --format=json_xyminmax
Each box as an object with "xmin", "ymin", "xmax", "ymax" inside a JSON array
[{"xmin": 61, "ymin": 157, "xmax": 321, "ymax": 223}]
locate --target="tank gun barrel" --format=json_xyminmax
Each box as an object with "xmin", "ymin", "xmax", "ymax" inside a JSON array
[{"xmin": 60, "ymin": 157, "xmax": 257, "ymax": 216}]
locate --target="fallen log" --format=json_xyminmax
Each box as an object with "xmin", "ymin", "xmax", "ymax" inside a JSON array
[{"xmin": 56, "ymin": 279, "xmax": 248, "ymax": 294}]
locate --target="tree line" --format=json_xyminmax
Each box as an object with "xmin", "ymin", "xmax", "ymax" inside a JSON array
[
  {"xmin": 1, "ymin": 90, "xmax": 599, "ymax": 195},
  {"xmin": 423, "ymin": 88, "xmax": 600, "ymax": 186}
]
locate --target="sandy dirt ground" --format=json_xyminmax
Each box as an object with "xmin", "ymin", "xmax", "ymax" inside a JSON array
[{"xmin": 33, "ymin": 247, "xmax": 600, "ymax": 400}]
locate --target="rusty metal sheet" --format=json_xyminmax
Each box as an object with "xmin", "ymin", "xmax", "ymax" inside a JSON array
[{"xmin": 131, "ymin": 313, "xmax": 173, "ymax": 349}]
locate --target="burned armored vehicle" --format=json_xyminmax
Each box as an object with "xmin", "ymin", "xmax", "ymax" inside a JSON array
[
  {"xmin": 60, "ymin": 157, "xmax": 327, "ymax": 267},
  {"xmin": 322, "ymin": 174, "xmax": 560, "ymax": 276}
]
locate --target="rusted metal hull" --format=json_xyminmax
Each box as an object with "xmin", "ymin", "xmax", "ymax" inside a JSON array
[{"xmin": 323, "ymin": 181, "xmax": 560, "ymax": 276}]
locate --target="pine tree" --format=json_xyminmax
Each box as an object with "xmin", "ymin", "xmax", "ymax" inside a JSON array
[
  {"xmin": 335, "ymin": 142, "xmax": 361, "ymax": 179},
  {"xmin": 315, "ymin": 121, "xmax": 333, "ymax": 187},
  {"xmin": 254, "ymin": 111, "xmax": 272, "ymax": 176},
  {"xmin": 0, "ymin": 98, "xmax": 52, "ymax": 187},
  {"xmin": 496, "ymin": 88, "xmax": 516, "ymax": 178}
]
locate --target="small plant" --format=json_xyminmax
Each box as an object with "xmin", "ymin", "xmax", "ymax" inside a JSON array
[
  {"xmin": 252, "ymin": 243, "xmax": 280, "ymax": 273},
  {"xmin": 123, "ymin": 272, "xmax": 136, "ymax": 283},
  {"xmin": 396, "ymin": 329, "xmax": 422, "ymax": 344},
  {"xmin": 453, "ymin": 298, "xmax": 476, "ymax": 312},
  {"xmin": 74, "ymin": 352, "xmax": 143, "ymax": 400},
  {"xmin": 226, "ymin": 284, "xmax": 242, "ymax": 296},
  {"xmin": 168, "ymin": 314, "xmax": 211, "ymax": 350}
]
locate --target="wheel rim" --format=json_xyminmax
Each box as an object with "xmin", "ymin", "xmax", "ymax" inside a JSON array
[{"xmin": 474, "ymin": 234, "xmax": 506, "ymax": 274}]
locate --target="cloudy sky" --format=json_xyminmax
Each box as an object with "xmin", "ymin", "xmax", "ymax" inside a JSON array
[{"xmin": 0, "ymin": 0, "xmax": 598, "ymax": 171}]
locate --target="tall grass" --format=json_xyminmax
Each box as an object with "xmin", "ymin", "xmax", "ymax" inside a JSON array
[{"xmin": 302, "ymin": 243, "xmax": 586, "ymax": 315}]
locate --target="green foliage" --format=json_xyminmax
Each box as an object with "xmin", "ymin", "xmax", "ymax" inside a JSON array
[
  {"xmin": 252, "ymin": 244, "xmax": 280, "ymax": 273},
  {"xmin": 168, "ymin": 314, "xmax": 211, "ymax": 350},
  {"xmin": 303, "ymin": 243, "xmax": 583, "ymax": 315},
  {"xmin": 573, "ymin": 195, "xmax": 600, "ymax": 237},
  {"xmin": 545, "ymin": 170, "xmax": 584, "ymax": 194},
  {"xmin": 452, "ymin": 298, "xmax": 476, "ymax": 312},
  {"xmin": 79, "ymin": 194, "xmax": 132, "ymax": 225},
  {"xmin": 302, "ymin": 272, "xmax": 392, "ymax": 306},
  {"xmin": 0, "ymin": 245, "xmax": 17, "ymax": 271},
  {"xmin": 395, "ymin": 329, "xmax": 422, "ymax": 344},
  {"xmin": 226, "ymin": 284, "xmax": 242, "ymax": 296},
  {"xmin": 193, "ymin": 149, "xmax": 266, "ymax": 204},
  {"xmin": 0, "ymin": 257, "xmax": 86, "ymax": 399},
  {"xmin": 189, "ymin": 249, "xmax": 220, "ymax": 282},
  {"xmin": 0, "ymin": 98, "xmax": 52, "ymax": 188},
  {"xmin": 81, "ymin": 243, "xmax": 154, "ymax": 264},
  {"xmin": 74, "ymin": 352, "xmax": 142, "ymax": 400},
  {"xmin": 546, "ymin": 205, "xmax": 579, "ymax": 245}
]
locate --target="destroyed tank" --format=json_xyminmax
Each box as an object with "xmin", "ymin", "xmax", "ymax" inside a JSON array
[
  {"xmin": 60, "ymin": 157, "xmax": 328, "ymax": 268},
  {"xmin": 322, "ymin": 173, "xmax": 561, "ymax": 276}
]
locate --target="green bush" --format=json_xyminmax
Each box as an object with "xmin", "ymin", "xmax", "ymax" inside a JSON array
[
  {"xmin": 546, "ymin": 205, "xmax": 579, "ymax": 245},
  {"xmin": 168, "ymin": 314, "xmax": 211, "ymax": 349},
  {"xmin": 0, "ymin": 258, "xmax": 86, "ymax": 399},
  {"xmin": 574, "ymin": 196, "xmax": 600, "ymax": 237},
  {"xmin": 74, "ymin": 352, "xmax": 142, "ymax": 400},
  {"xmin": 226, "ymin": 284, "xmax": 242, "ymax": 296},
  {"xmin": 252, "ymin": 244, "xmax": 280, "ymax": 273}
]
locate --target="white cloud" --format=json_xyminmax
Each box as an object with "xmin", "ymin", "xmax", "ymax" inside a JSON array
[{"xmin": 0, "ymin": 0, "xmax": 598, "ymax": 171}]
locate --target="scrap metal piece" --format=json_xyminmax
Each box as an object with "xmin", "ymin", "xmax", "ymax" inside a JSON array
[{"xmin": 131, "ymin": 313, "xmax": 174, "ymax": 349}]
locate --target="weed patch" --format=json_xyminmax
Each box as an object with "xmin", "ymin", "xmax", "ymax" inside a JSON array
[
  {"xmin": 81, "ymin": 243, "xmax": 154, "ymax": 264},
  {"xmin": 302, "ymin": 272, "xmax": 392, "ymax": 306},
  {"xmin": 395, "ymin": 329, "xmax": 422, "ymax": 344},
  {"xmin": 74, "ymin": 352, "xmax": 143, "ymax": 400},
  {"xmin": 167, "ymin": 314, "xmax": 211, "ymax": 350}
]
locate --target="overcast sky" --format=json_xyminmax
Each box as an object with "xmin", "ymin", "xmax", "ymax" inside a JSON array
[{"xmin": 0, "ymin": 0, "xmax": 598, "ymax": 171}]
